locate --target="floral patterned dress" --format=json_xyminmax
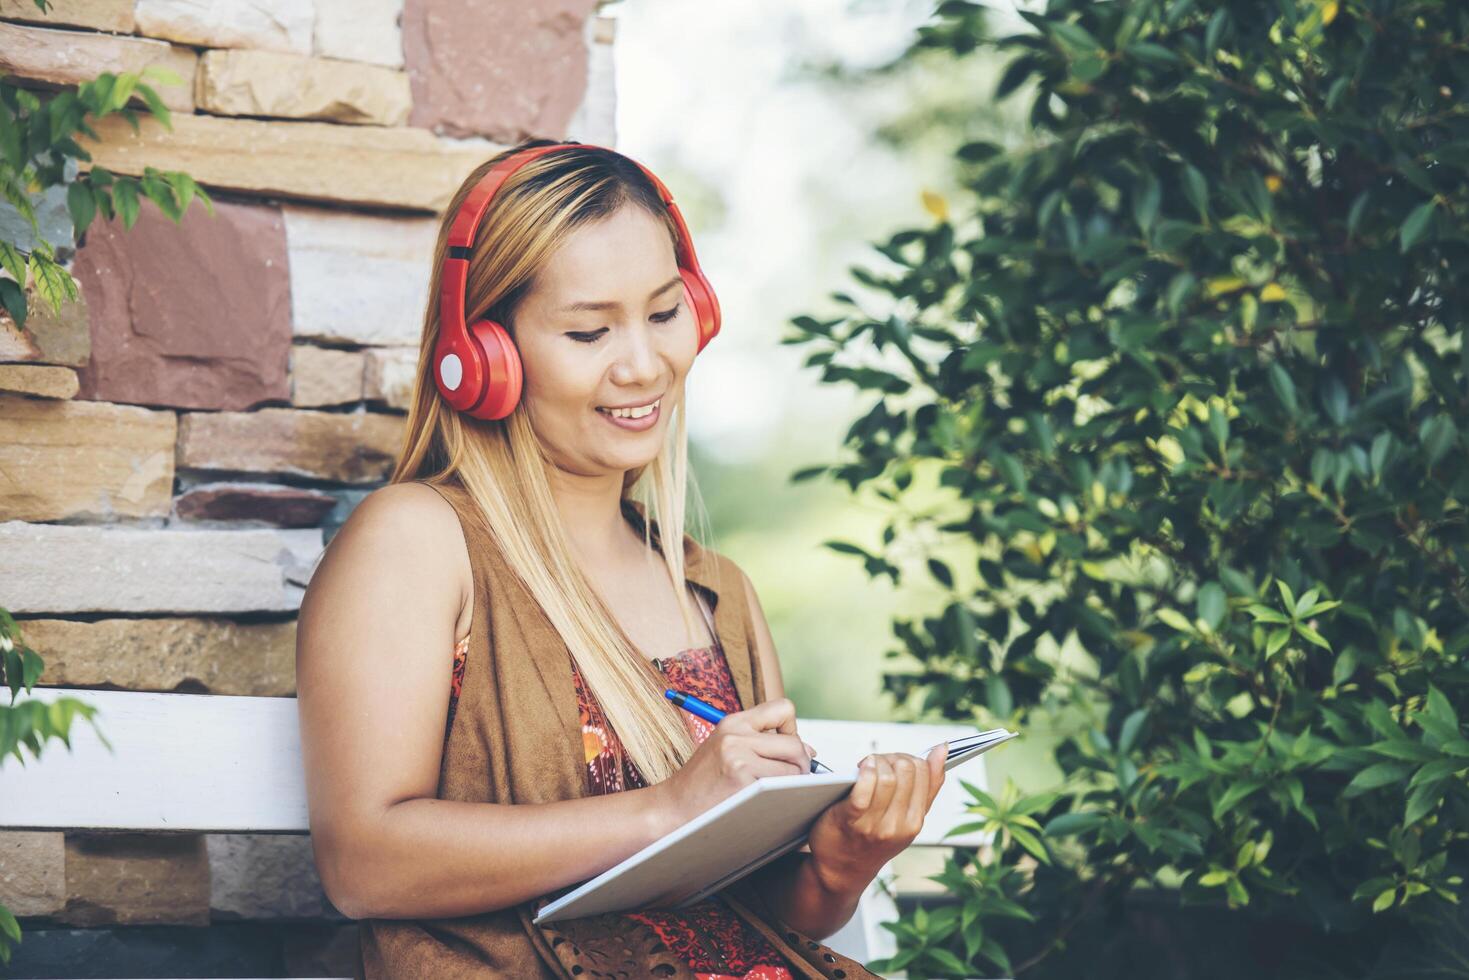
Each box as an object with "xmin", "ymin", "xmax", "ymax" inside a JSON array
[{"xmin": 445, "ymin": 591, "xmax": 801, "ymax": 980}]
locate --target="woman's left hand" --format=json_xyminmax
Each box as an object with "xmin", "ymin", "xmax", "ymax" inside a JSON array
[{"xmin": 805, "ymin": 743, "xmax": 948, "ymax": 893}]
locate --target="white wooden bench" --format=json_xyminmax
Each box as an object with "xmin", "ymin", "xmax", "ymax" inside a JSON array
[{"xmin": 0, "ymin": 688, "xmax": 991, "ymax": 978}]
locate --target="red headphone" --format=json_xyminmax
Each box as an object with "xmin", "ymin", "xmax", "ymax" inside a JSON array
[{"xmin": 433, "ymin": 142, "xmax": 722, "ymax": 421}]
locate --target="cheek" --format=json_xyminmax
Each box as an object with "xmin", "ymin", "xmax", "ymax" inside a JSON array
[{"xmin": 515, "ymin": 338, "xmax": 598, "ymax": 416}]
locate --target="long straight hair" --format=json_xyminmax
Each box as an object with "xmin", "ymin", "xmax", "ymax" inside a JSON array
[{"xmin": 389, "ymin": 139, "xmax": 716, "ymax": 785}]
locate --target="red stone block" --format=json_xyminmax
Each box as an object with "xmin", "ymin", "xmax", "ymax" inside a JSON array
[
  {"xmin": 403, "ymin": 0, "xmax": 599, "ymax": 140},
  {"xmin": 73, "ymin": 198, "xmax": 291, "ymax": 410}
]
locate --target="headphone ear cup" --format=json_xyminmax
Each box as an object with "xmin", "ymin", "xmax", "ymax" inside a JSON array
[
  {"xmin": 680, "ymin": 269, "xmax": 721, "ymax": 354},
  {"xmin": 465, "ymin": 319, "xmax": 523, "ymax": 420}
]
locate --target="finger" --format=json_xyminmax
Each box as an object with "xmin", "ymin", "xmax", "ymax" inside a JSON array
[
  {"xmin": 926, "ymin": 743, "xmax": 947, "ymax": 807},
  {"xmin": 882, "ymin": 755, "xmax": 916, "ymax": 835},
  {"xmin": 865, "ymin": 755, "xmax": 898, "ymax": 826},
  {"xmin": 729, "ymin": 697, "xmax": 798, "ymax": 736},
  {"xmin": 850, "ymin": 757, "xmax": 878, "ymax": 810},
  {"xmin": 745, "ymin": 731, "xmax": 811, "ymax": 774},
  {"xmin": 905, "ymin": 752, "xmax": 933, "ymax": 832}
]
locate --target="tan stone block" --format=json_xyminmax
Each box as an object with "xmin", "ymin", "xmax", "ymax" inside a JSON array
[
  {"xmin": 197, "ymin": 49, "xmax": 410, "ymax": 126},
  {"xmin": 0, "ymin": 394, "xmax": 176, "ymax": 522},
  {"xmin": 0, "ymin": 280, "xmax": 91, "ymax": 367},
  {"xmin": 362, "ymin": 347, "xmax": 418, "ymax": 412},
  {"xmin": 134, "ymin": 0, "xmax": 311, "ymax": 54},
  {"xmin": 79, "ymin": 112, "xmax": 499, "ymax": 213},
  {"xmin": 19, "ymin": 617, "xmax": 297, "ymax": 697},
  {"xmin": 0, "ymin": 831, "xmax": 66, "ymax": 918},
  {"xmin": 0, "ymin": 363, "xmax": 79, "ymax": 399},
  {"xmin": 0, "ymin": 22, "xmax": 197, "ymax": 112},
  {"xmin": 62, "ymin": 832, "xmax": 209, "ymax": 927},
  {"xmin": 178, "ymin": 407, "xmax": 406, "ymax": 483},
  {"xmin": 0, "ymin": 0, "xmax": 134, "ymax": 32},
  {"xmin": 292, "ymin": 344, "xmax": 366, "ymax": 407}
]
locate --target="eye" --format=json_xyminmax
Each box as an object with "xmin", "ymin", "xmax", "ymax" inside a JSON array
[{"xmin": 565, "ymin": 304, "xmax": 681, "ymax": 344}]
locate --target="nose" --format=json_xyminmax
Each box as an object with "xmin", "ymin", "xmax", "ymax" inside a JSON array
[{"xmin": 608, "ymin": 319, "xmax": 663, "ymax": 388}]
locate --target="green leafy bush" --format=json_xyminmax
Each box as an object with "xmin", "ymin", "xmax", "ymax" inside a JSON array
[{"xmin": 788, "ymin": 1, "xmax": 1468, "ymax": 975}]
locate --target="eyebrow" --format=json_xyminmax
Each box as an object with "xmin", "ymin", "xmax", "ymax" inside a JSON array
[{"xmin": 558, "ymin": 276, "xmax": 683, "ymax": 314}]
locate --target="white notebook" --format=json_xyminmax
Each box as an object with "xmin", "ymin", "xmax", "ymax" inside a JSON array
[{"xmin": 532, "ymin": 727, "xmax": 1017, "ymax": 924}]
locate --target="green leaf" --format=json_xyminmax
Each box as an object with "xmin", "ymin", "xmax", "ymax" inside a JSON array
[
  {"xmin": 1197, "ymin": 582, "xmax": 1226, "ymax": 629},
  {"xmin": 1119, "ymin": 708, "xmax": 1148, "ymax": 756},
  {"xmin": 1344, "ymin": 761, "xmax": 1413, "ymax": 797},
  {"xmin": 1274, "ymin": 580, "xmax": 1296, "ymax": 614},
  {"xmin": 66, "ymin": 179, "xmax": 95, "ymax": 237},
  {"xmin": 1157, "ymin": 608, "xmax": 1194, "ymax": 633},
  {"xmin": 1213, "ymin": 779, "xmax": 1264, "ymax": 820},
  {"xmin": 1399, "ymin": 199, "xmax": 1436, "ymax": 252},
  {"xmin": 112, "ymin": 178, "xmax": 140, "ymax": 230}
]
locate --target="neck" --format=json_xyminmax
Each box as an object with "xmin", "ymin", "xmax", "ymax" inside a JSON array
[{"xmin": 544, "ymin": 466, "xmax": 641, "ymax": 567}]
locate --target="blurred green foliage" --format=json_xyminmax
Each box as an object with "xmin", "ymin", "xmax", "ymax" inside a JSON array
[{"xmin": 786, "ymin": 0, "xmax": 1469, "ymax": 976}]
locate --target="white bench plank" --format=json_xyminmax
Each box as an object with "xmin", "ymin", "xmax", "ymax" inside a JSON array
[{"xmin": 0, "ymin": 690, "xmax": 990, "ymax": 845}]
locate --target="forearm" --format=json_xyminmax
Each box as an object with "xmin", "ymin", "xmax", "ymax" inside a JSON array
[
  {"xmin": 757, "ymin": 849, "xmax": 871, "ymax": 942},
  {"xmin": 330, "ymin": 785, "xmax": 674, "ymax": 920}
]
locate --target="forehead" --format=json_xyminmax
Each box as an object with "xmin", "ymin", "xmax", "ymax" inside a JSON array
[{"xmin": 533, "ymin": 205, "xmax": 677, "ymax": 306}]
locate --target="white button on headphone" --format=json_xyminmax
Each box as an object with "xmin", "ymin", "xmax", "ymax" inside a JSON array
[{"xmin": 440, "ymin": 353, "xmax": 463, "ymax": 391}]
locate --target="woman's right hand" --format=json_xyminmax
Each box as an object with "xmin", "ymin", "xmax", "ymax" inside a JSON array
[{"xmin": 651, "ymin": 697, "xmax": 817, "ymax": 830}]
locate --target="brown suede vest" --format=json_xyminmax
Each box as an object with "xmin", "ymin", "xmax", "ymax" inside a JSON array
[{"xmin": 356, "ymin": 480, "xmax": 875, "ymax": 979}]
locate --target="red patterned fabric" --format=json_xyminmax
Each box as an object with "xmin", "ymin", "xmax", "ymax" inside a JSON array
[{"xmin": 446, "ymin": 620, "xmax": 798, "ymax": 979}]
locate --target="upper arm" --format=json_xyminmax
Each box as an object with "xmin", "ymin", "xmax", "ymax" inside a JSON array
[
  {"xmin": 295, "ymin": 481, "xmax": 471, "ymax": 899},
  {"xmin": 737, "ymin": 563, "xmax": 786, "ymax": 703}
]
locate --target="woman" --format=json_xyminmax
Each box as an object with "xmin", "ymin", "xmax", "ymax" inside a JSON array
[{"xmin": 296, "ymin": 138, "xmax": 949, "ymax": 979}]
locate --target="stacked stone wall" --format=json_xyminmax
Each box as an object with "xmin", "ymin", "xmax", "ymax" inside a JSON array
[{"xmin": 0, "ymin": 0, "xmax": 617, "ymax": 971}]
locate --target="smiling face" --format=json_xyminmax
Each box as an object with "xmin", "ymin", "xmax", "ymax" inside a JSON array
[{"xmin": 509, "ymin": 203, "xmax": 696, "ymax": 477}]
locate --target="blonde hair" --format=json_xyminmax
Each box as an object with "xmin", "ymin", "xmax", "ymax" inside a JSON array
[{"xmin": 389, "ymin": 139, "xmax": 715, "ymax": 784}]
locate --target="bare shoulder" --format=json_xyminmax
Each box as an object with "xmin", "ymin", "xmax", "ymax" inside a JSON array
[{"xmin": 301, "ymin": 481, "xmax": 472, "ymax": 633}]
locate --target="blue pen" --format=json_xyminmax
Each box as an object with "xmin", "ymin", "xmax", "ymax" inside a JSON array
[{"xmin": 664, "ymin": 688, "xmax": 834, "ymax": 773}]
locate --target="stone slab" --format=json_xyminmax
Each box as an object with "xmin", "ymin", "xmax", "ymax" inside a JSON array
[
  {"xmin": 0, "ymin": 394, "xmax": 176, "ymax": 522},
  {"xmin": 134, "ymin": 0, "xmax": 312, "ymax": 55},
  {"xmin": 0, "ymin": 0, "xmax": 134, "ymax": 32},
  {"xmin": 0, "ymin": 22, "xmax": 197, "ymax": 112},
  {"xmin": 402, "ymin": 0, "xmax": 599, "ymax": 141},
  {"xmin": 72, "ymin": 198, "xmax": 291, "ymax": 411},
  {"xmin": 0, "ymin": 363, "xmax": 79, "ymax": 399},
  {"xmin": 175, "ymin": 482, "xmax": 338, "ymax": 528},
  {"xmin": 79, "ymin": 112, "xmax": 499, "ymax": 213},
  {"xmin": 0, "ymin": 831, "xmax": 66, "ymax": 918},
  {"xmin": 177, "ymin": 407, "xmax": 405, "ymax": 484},
  {"xmin": 291, "ymin": 343, "xmax": 366, "ymax": 407},
  {"xmin": 362, "ymin": 346, "xmax": 418, "ymax": 411},
  {"xmin": 208, "ymin": 835, "xmax": 345, "ymax": 920},
  {"xmin": 0, "ymin": 522, "xmax": 322, "ymax": 614},
  {"xmin": 284, "ymin": 203, "xmax": 438, "ymax": 346},
  {"xmin": 17, "ymin": 617, "xmax": 297, "ymax": 697},
  {"xmin": 196, "ymin": 48, "xmax": 411, "ymax": 127},
  {"xmin": 62, "ymin": 832, "xmax": 209, "ymax": 927},
  {"xmin": 314, "ymin": 0, "xmax": 404, "ymax": 68}
]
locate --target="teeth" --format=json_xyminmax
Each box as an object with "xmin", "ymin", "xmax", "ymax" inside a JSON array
[{"xmin": 603, "ymin": 398, "xmax": 659, "ymax": 420}]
